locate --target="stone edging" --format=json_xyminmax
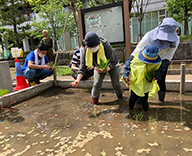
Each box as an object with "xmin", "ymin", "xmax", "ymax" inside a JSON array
[{"xmin": 1, "ymin": 79, "xmax": 192, "ymax": 108}]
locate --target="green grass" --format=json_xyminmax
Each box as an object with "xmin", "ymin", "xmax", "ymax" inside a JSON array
[
  {"xmin": 180, "ymin": 35, "xmax": 192, "ymax": 42},
  {"xmin": 0, "ymin": 89, "xmax": 9, "ymax": 96},
  {"xmin": 111, "ymin": 44, "xmax": 126, "ymax": 48},
  {"xmin": 56, "ymin": 66, "xmax": 74, "ymax": 76}
]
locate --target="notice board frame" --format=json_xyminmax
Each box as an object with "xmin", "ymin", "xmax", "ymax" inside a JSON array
[
  {"xmin": 78, "ymin": 0, "xmax": 131, "ymax": 59},
  {"xmin": 80, "ymin": 1, "xmax": 125, "ymax": 45}
]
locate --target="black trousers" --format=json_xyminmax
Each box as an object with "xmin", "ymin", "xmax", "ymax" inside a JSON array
[
  {"xmin": 129, "ymin": 90, "xmax": 149, "ymax": 111},
  {"xmin": 157, "ymin": 67, "xmax": 168, "ymax": 92}
]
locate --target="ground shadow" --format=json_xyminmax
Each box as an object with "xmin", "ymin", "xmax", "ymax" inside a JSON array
[
  {"xmin": 41, "ymin": 86, "xmax": 76, "ymax": 98},
  {"xmin": 93, "ymin": 99, "xmax": 192, "ymax": 129},
  {"xmin": 0, "ymin": 108, "xmax": 24, "ymax": 123}
]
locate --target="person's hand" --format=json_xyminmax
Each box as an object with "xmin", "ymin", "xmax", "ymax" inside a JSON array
[
  {"xmin": 49, "ymin": 67, "xmax": 54, "ymax": 71},
  {"xmin": 152, "ymin": 77, "xmax": 157, "ymax": 81},
  {"xmin": 124, "ymin": 75, "xmax": 131, "ymax": 89},
  {"xmin": 124, "ymin": 74, "xmax": 130, "ymax": 83},
  {"xmin": 69, "ymin": 80, "xmax": 80, "ymax": 88},
  {"xmin": 96, "ymin": 67, "xmax": 110, "ymax": 73},
  {"xmin": 44, "ymin": 65, "xmax": 52, "ymax": 70},
  {"xmin": 96, "ymin": 68, "xmax": 107, "ymax": 73},
  {"xmin": 87, "ymin": 66, "xmax": 94, "ymax": 70},
  {"xmin": 126, "ymin": 83, "xmax": 130, "ymax": 89}
]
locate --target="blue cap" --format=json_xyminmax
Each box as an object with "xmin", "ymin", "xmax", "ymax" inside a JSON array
[{"xmin": 138, "ymin": 45, "xmax": 161, "ymax": 64}]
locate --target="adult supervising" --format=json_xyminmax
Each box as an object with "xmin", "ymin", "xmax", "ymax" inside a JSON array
[{"xmin": 123, "ymin": 17, "xmax": 180, "ymax": 102}]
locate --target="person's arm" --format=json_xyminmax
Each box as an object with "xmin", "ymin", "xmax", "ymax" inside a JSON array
[
  {"xmin": 71, "ymin": 64, "xmax": 79, "ymax": 71},
  {"xmin": 132, "ymin": 32, "xmax": 151, "ymax": 56},
  {"xmin": 28, "ymin": 61, "xmax": 52, "ymax": 70},
  {"xmin": 78, "ymin": 47, "xmax": 89, "ymax": 76},
  {"xmin": 163, "ymin": 39, "xmax": 180, "ymax": 61},
  {"xmin": 71, "ymin": 50, "xmax": 80, "ymax": 71},
  {"xmin": 69, "ymin": 73, "xmax": 83, "ymax": 88},
  {"xmin": 123, "ymin": 32, "xmax": 150, "ymax": 79},
  {"xmin": 102, "ymin": 41, "xmax": 118, "ymax": 71},
  {"xmin": 123, "ymin": 55, "xmax": 134, "ymax": 79}
]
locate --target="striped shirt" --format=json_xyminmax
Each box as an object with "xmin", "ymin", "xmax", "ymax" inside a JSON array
[{"xmin": 72, "ymin": 47, "xmax": 83, "ymax": 68}]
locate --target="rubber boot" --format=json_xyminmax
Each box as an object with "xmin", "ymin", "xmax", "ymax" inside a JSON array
[
  {"xmin": 117, "ymin": 94, "xmax": 123, "ymax": 99},
  {"xmin": 92, "ymin": 97, "xmax": 99, "ymax": 105},
  {"xmin": 86, "ymin": 97, "xmax": 99, "ymax": 109},
  {"xmin": 158, "ymin": 91, "xmax": 166, "ymax": 102}
]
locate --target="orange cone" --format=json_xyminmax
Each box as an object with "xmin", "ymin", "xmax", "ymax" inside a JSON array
[{"xmin": 13, "ymin": 58, "xmax": 29, "ymax": 91}]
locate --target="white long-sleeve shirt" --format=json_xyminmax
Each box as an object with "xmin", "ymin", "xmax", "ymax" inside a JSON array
[{"xmin": 132, "ymin": 32, "xmax": 180, "ymax": 61}]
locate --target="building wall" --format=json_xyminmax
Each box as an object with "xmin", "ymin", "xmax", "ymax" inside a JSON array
[{"xmin": 130, "ymin": 0, "xmax": 192, "ymax": 42}]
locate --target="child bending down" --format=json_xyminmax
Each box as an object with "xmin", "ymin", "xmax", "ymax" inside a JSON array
[{"xmin": 122, "ymin": 45, "xmax": 162, "ymax": 112}]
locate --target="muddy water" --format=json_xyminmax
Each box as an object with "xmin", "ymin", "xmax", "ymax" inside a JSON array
[{"xmin": 0, "ymin": 87, "xmax": 192, "ymax": 156}]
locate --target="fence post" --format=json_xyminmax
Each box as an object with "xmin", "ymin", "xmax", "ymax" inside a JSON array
[
  {"xmin": 180, "ymin": 64, "xmax": 185, "ymax": 94},
  {"xmin": 53, "ymin": 67, "xmax": 57, "ymax": 87}
]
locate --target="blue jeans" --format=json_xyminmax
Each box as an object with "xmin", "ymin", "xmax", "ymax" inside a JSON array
[{"xmin": 23, "ymin": 68, "xmax": 53, "ymax": 80}]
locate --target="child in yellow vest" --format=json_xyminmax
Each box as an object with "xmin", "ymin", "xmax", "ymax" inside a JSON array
[{"xmin": 123, "ymin": 45, "xmax": 162, "ymax": 112}]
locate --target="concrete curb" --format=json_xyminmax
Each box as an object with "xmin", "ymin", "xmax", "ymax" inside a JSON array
[
  {"xmin": 1, "ymin": 79, "xmax": 192, "ymax": 108},
  {"xmin": 0, "ymin": 80, "xmax": 53, "ymax": 107},
  {"xmin": 58, "ymin": 79, "xmax": 192, "ymax": 92},
  {"xmin": 166, "ymin": 80, "xmax": 192, "ymax": 92},
  {"xmin": 167, "ymin": 69, "xmax": 192, "ymax": 75}
]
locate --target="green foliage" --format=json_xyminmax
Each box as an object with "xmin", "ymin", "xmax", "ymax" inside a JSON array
[
  {"xmin": 111, "ymin": 44, "xmax": 126, "ymax": 48},
  {"xmin": 28, "ymin": 0, "xmax": 75, "ymax": 49},
  {"xmin": 88, "ymin": 0, "xmax": 134, "ymax": 12},
  {"xmin": 56, "ymin": 66, "xmax": 74, "ymax": 76},
  {"xmin": 0, "ymin": 89, "xmax": 9, "ymax": 96},
  {"xmin": 165, "ymin": 0, "xmax": 192, "ymax": 35},
  {"xmin": 146, "ymin": 70, "xmax": 155, "ymax": 82},
  {"xmin": 49, "ymin": 61, "xmax": 54, "ymax": 67},
  {"xmin": 135, "ymin": 112, "xmax": 144, "ymax": 122},
  {"xmin": 179, "ymin": 35, "xmax": 192, "ymax": 42},
  {"xmin": 28, "ymin": 0, "xmax": 83, "ymax": 50},
  {"xmin": 0, "ymin": 0, "xmax": 31, "ymax": 48},
  {"xmin": 98, "ymin": 58, "xmax": 110, "ymax": 71}
]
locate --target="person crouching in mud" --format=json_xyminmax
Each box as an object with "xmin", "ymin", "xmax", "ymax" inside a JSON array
[{"xmin": 70, "ymin": 32, "xmax": 123, "ymax": 108}]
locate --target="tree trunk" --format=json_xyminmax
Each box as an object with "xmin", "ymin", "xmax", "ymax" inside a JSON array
[
  {"xmin": 13, "ymin": 17, "xmax": 20, "ymax": 47},
  {"xmin": 137, "ymin": 9, "xmax": 143, "ymax": 42},
  {"xmin": 53, "ymin": 28, "xmax": 58, "ymax": 51},
  {"xmin": 184, "ymin": 11, "xmax": 189, "ymax": 35},
  {"xmin": 71, "ymin": 3, "xmax": 80, "ymax": 47}
]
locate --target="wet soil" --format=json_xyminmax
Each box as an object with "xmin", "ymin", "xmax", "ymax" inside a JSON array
[{"xmin": 0, "ymin": 87, "xmax": 192, "ymax": 155}]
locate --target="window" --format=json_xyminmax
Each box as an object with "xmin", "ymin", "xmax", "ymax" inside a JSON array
[{"xmin": 159, "ymin": 9, "xmax": 166, "ymax": 23}]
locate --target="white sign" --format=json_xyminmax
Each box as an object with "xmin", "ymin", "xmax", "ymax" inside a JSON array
[{"xmin": 86, "ymin": 15, "xmax": 101, "ymax": 28}]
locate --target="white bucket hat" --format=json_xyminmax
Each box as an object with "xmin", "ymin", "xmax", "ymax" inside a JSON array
[
  {"xmin": 156, "ymin": 17, "xmax": 178, "ymax": 42},
  {"xmin": 148, "ymin": 17, "xmax": 179, "ymax": 49}
]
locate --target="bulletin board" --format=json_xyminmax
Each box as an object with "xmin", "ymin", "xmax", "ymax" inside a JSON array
[{"xmin": 81, "ymin": 2, "xmax": 125, "ymax": 44}]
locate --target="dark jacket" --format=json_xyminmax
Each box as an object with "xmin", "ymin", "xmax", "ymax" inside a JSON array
[{"xmin": 78, "ymin": 37, "xmax": 119, "ymax": 76}]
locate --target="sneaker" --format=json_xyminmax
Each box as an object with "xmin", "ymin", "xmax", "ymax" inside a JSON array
[{"xmin": 28, "ymin": 81, "xmax": 35, "ymax": 86}]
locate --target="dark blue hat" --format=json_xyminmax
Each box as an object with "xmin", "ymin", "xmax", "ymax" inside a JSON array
[
  {"xmin": 85, "ymin": 32, "xmax": 100, "ymax": 47},
  {"xmin": 138, "ymin": 45, "xmax": 161, "ymax": 64}
]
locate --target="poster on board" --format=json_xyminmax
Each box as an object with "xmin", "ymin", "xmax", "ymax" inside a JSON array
[
  {"xmin": 87, "ymin": 15, "xmax": 101, "ymax": 28},
  {"xmin": 81, "ymin": 2, "xmax": 125, "ymax": 44}
]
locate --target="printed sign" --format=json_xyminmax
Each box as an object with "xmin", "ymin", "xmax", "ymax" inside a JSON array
[{"xmin": 86, "ymin": 15, "xmax": 101, "ymax": 28}]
